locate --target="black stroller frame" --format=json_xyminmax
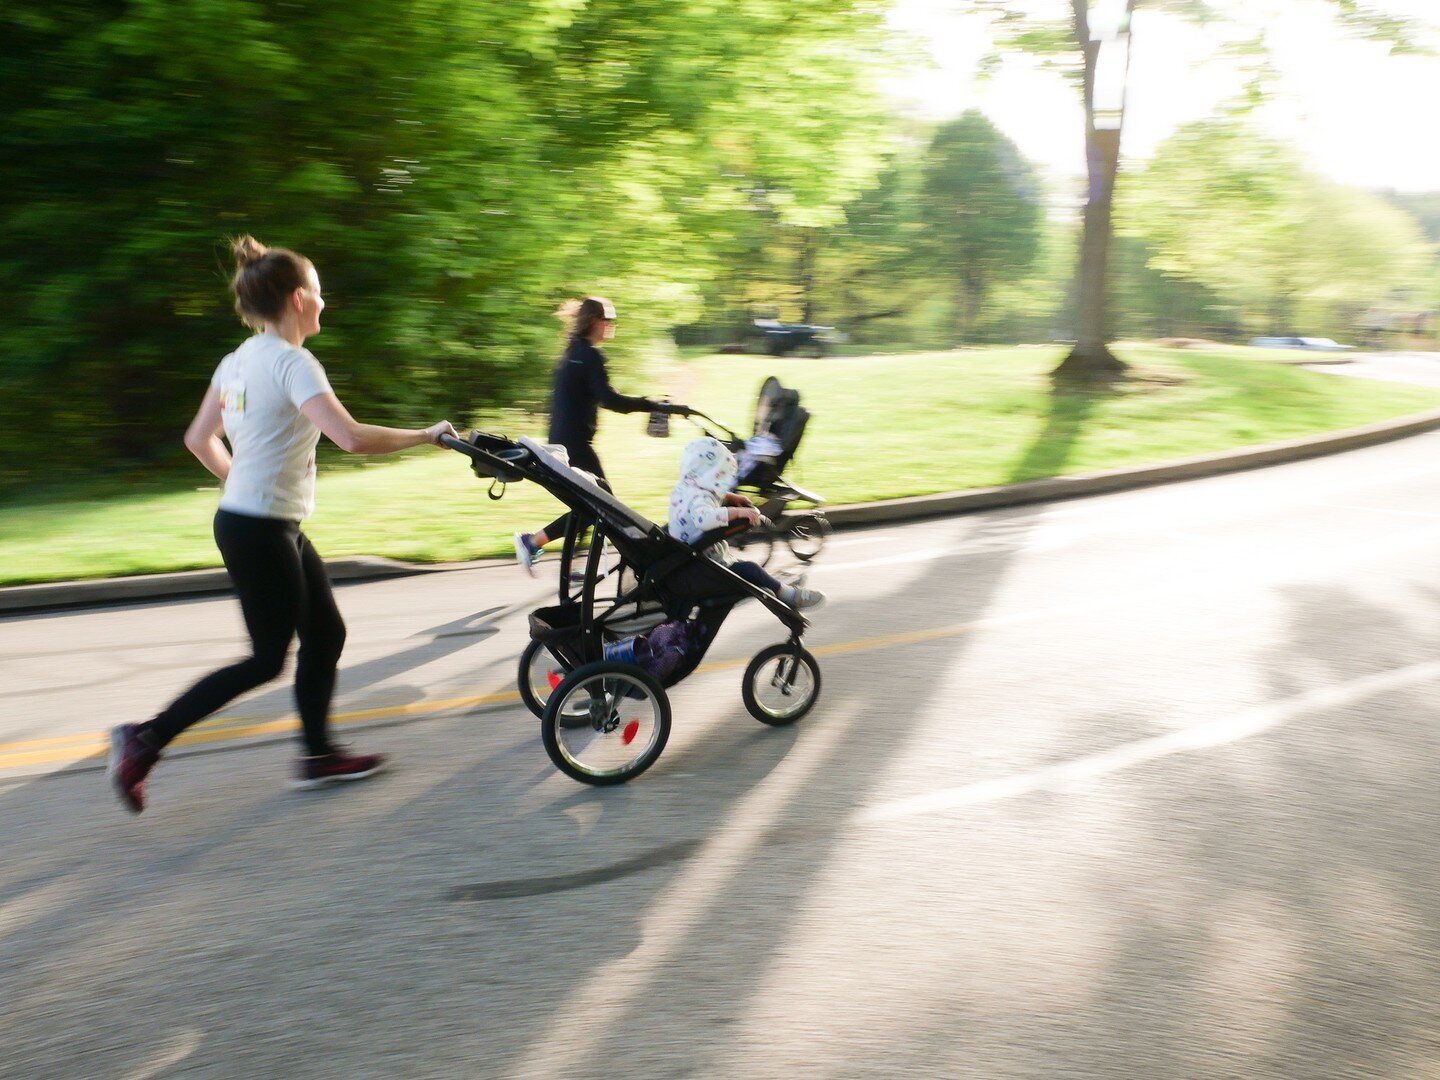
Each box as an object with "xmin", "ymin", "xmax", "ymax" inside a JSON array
[{"xmin": 442, "ymin": 431, "xmax": 823, "ymax": 785}]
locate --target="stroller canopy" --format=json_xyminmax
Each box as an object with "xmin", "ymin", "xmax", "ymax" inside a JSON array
[{"xmin": 753, "ymin": 377, "xmax": 810, "ymax": 475}]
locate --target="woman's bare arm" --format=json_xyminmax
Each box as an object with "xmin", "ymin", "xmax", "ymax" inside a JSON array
[
  {"xmin": 300, "ymin": 392, "xmax": 452, "ymax": 455},
  {"xmin": 183, "ymin": 387, "xmax": 232, "ymax": 482}
]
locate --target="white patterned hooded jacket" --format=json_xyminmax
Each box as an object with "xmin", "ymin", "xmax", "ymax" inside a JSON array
[{"xmin": 668, "ymin": 436, "xmax": 739, "ymax": 563}]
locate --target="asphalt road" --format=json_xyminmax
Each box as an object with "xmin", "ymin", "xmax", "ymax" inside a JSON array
[{"xmin": 5, "ymin": 430, "xmax": 1440, "ymax": 1078}]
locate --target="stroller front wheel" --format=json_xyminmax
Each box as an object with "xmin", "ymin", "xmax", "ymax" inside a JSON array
[
  {"xmin": 743, "ymin": 644, "xmax": 821, "ymax": 726},
  {"xmin": 542, "ymin": 661, "xmax": 672, "ymax": 785}
]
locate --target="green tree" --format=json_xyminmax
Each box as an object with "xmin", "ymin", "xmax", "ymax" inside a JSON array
[
  {"xmin": 917, "ymin": 111, "xmax": 1044, "ymax": 343},
  {"xmin": 971, "ymin": 0, "xmax": 1434, "ymax": 380},
  {"xmin": 1106, "ymin": 236, "xmax": 1239, "ymax": 340},
  {"xmin": 0, "ymin": 0, "xmax": 891, "ymax": 490},
  {"xmin": 813, "ymin": 154, "xmax": 932, "ymax": 339}
]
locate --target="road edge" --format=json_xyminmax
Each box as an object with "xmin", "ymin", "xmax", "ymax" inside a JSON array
[{"xmin": 7, "ymin": 406, "xmax": 1440, "ymax": 614}]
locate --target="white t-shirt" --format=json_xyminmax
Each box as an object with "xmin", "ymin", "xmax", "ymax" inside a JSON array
[{"xmin": 212, "ymin": 332, "xmax": 333, "ymax": 521}]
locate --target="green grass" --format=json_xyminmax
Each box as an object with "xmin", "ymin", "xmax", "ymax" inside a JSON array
[{"xmin": 4, "ymin": 343, "xmax": 1439, "ymax": 586}]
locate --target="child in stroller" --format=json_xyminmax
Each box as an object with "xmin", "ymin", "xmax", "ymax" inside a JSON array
[
  {"xmin": 675, "ymin": 377, "xmax": 831, "ymax": 568},
  {"xmin": 669, "ymin": 436, "xmax": 826, "ymax": 610}
]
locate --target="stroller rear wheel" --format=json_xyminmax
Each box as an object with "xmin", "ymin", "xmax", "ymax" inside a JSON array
[
  {"xmin": 518, "ymin": 639, "xmax": 571, "ymax": 719},
  {"xmin": 785, "ymin": 513, "xmax": 831, "ymax": 563},
  {"xmin": 743, "ymin": 644, "xmax": 821, "ymax": 725},
  {"xmin": 542, "ymin": 661, "xmax": 672, "ymax": 785},
  {"xmin": 730, "ymin": 527, "xmax": 775, "ymax": 569}
]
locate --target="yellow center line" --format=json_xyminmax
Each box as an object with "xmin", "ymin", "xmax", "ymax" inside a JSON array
[
  {"xmin": 0, "ymin": 619, "xmax": 986, "ymax": 771},
  {"xmin": 0, "ymin": 690, "xmax": 523, "ymax": 770}
]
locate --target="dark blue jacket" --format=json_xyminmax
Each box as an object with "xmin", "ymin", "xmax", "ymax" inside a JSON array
[{"xmin": 547, "ymin": 337, "xmax": 656, "ymax": 450}]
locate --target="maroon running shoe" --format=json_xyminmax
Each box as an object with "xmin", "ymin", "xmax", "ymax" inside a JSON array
[
  {"xmin": 107, "ymin": 724, "xmax": 159, "ymax": 814},
  {"xmin": 292, "ymin": 749, "xmax": 388, "ymax": 791}
]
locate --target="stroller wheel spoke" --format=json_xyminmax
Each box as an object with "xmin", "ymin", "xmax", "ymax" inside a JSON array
[
  {"xmin": 784, "ymin": 512, "xmax": 831, "ymax": 563},
  {"xmin": 743, "ymin": 644, "xmax": 821, "ymax": 726}
]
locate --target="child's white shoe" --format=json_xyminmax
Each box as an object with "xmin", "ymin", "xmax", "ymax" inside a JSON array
[{"xmin": 782, "ymin": 585, "xmax": 827, "ymax": 611}]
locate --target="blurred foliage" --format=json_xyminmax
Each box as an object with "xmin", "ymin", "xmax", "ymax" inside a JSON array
[
  {"xmin": 959, "ymin": 0, "xmax": 1437, "ymax": 374},
  {"xmin": 703, "ymin": 100, "xmax": 1440, "ymax": 352},
  {"xmin": 1388, "ymin": 192, "xmax": 1440, "ymax": 245},
  {"xmin": 6, "ymin": 0, "xmax": 1440, "ymax": 503},
  {"xmin": 916, "ymin": 112, "xmax": 1043, "ymax": 342},
  {"xmin": 696, "ymin": 111, "xmax": 1049, "ymax": 346},
  {"xmin": 0, "ymin": 0, "xmax": 891, "ymax": 492},
  {"xmin": 1120, "ymin": 118, "xmax": 1433, "ymax": 336},
  {"xmin": 813, "ymin": 148, "xmax": 935, "ymax": 341}
]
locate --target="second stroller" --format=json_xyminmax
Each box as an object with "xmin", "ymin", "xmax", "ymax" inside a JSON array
[{"xmin": 667, "ymin": 376, "xmax": 830, "ymax": 569}]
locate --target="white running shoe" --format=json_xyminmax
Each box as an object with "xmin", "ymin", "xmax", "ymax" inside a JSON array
[{"xmin": 514, "ymin": 532, "xmax": 541, "ymax": 578}]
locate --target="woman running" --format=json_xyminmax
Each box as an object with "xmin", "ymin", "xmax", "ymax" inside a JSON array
[{"xmin": 107, "ymin": 236, "xmax": 456, "ymax": 813}]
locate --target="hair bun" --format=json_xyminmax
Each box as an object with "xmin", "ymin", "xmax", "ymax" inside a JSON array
[{"xmin": 232, "ymin": 234, "xmax": 269, "ymax": 268}]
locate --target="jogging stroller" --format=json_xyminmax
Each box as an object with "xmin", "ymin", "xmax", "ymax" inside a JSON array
[
  {"xmin": 442, "ymin": 431, "xmax": 823, "ymax": 786},
  {"xmin": 677, "ymin": 377, "xmax": 831, "ymax": 568}
]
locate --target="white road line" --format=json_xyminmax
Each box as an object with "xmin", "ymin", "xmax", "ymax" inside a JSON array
[
  {"xmin": 858, "ymin": 659, "xmax": 1440, "ymax": 824},
  {"xmin": 819, "ymin": 546, "xmax": 963, "ymax": 573},
  {"xmin": 1304, "ymin": 502, "xmax": 1440, "ymax": 521}
]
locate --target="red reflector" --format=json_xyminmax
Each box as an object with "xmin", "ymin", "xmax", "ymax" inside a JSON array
[
  {"xmin": 547, "ymin": 671, "xmax": 562, "ymax": 690},
  {"xmin": 622, "ymin": 720, "xmax": 640, "ymax": 745}
]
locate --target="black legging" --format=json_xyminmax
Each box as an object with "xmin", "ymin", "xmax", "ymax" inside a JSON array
[
  {"xmin": 141, "ymin": 509, "xmax": 346, "ymax": 756},
  {"xmin": 543, "ymin": 442, "xmax": 609, "ymax": 541}
]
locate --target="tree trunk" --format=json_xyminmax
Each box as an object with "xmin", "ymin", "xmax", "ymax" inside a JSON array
[
  {"xmin": 957, "ymin": 267, "xmax": 984, "ymax": 344},
  {"xmin": 1268, "ymin": 271, "xmax": 1295, "ymax": 336},
  {"xmin": 1053, "ymin": 0, "xmax": 1134, "ymax": 382},
  {"xmin": 797, "ymin": 229, "xmax": 816, "ymax": 324}
]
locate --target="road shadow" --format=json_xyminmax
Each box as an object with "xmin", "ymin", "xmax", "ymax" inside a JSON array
[
  {"xmin": 1008, "ymin": 383, "xmax": 1102, "ymax": 484},
  {"xmin": 917, "ymin": 579, "xmax": 1440, "ymax": 1078},
  {"xmin": 0, "ymin": 402, "xmax": 1115, "ymax": 1076}
]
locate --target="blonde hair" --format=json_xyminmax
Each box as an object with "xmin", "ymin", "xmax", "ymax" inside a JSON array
[{"xmin": 555, "ymin": 296, "xmax": 614, "ymax": 341}]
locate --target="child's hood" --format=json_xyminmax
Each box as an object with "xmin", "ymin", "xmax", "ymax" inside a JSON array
[{"xmin": 677, "ymin": 436, "xmax": 738, "ymax": 496}]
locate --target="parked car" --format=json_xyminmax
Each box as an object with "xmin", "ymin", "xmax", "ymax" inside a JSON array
[
  {"xmin": 1249, "ymin": 336, "xmax": 1354, "ymax": 352},
  {"xmin": 742, "ymin": 319, "xmax": 844, "ymax": 357}
]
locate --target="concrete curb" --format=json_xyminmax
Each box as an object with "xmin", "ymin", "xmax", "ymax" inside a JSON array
[
  {"xmin": 8, "ymin": 405, "xmax": 1440, "ymax": 615},
  {"xmin": 824, "ymin": 406, "xmax": 1440, "ymax": 526},
  {"xmin": 0, "ymin": 556, "xmax": 433, "ymax": 615}
]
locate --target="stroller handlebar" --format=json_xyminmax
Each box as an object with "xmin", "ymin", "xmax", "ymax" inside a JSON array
[
  {"xmin": 683, "ymin": 409, "xmax": 742, "ymax": 445},
  {"xmin": 438, "ymin": 432, "xmax": 482, "ymax": 458},
  {"xmin": 439, "ymin": 432, "xmax": 529, "ymax": 482}
]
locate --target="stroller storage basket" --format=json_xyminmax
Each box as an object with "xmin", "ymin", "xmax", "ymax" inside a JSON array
[{"xmin": 528, "ymin": 603, "xmax": 582, "ymax": 645}]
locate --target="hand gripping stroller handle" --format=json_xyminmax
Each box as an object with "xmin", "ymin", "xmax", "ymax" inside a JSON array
[{"xmin": 439, "ymin": 433, "xmax": 477, "ymax": 456}]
